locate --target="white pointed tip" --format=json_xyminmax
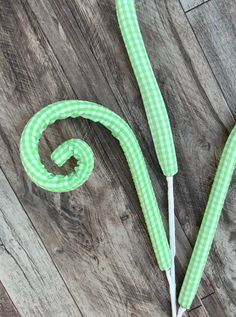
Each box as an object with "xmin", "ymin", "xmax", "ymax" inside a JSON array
[
  {"xmin": 177, "ymin": 307, "xmax": 186, "ymax": 317},
  {"xmin": 165, "ymin": 270, "xmax": 171, "ymax": 285}
]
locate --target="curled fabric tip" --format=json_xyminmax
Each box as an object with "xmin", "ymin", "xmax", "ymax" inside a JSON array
[
  {"xmin": 20, "ymin": 100, "xmax": 172, "ymax": 271},
  {"xmin": 177, "ymin": 307, "xmax": 186, "ymax": 317}
]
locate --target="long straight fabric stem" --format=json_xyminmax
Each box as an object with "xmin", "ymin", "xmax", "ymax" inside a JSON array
[
  {"xmin": 115, "ymin": 2, "xmax": 178, "ymax": 315},
  {"xmin": 167, "ymin": 176, "xmax": 176, "ymax": 317},
  {"xmin": 115, "ymin": 0, "xmax": 178, "ymax": 177},
  {"xmin": 178, "ymin": 126, "xmax": 236, "ymax": 310}
]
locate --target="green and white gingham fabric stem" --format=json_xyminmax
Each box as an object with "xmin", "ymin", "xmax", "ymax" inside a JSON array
[
  {"xmin": 20, "ymin": 100, "xmax": 171, "ymax": 271},
  {"xmin": 178, "ymin": 126, "xmax": 236, "ymax": 311},
  {"xmin": 116, "ymin": 2, "xmax": 178, "ymax": 315},
  {"xmin": 115, "ymin": 0, "xmax": 177, "ymax": 177}
]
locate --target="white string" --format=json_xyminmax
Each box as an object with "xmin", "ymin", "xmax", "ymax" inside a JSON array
[{"xmin": 167, "ymin": 176, "xmax": 176, "ymax": 317}]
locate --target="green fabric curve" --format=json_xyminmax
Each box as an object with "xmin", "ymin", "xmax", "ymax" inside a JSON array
[{"xmin": 20, "ymin": 100, "xmax": 171, "ymax": 271}]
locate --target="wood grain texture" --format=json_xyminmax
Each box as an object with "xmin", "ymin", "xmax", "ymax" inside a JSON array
[
  {"xmin": 187, "ymin": 0, "xmax": 236, "ymax": 118},
  {"xmin": 0, "ymin": 169, "xmax": 83, "ymax": 317},
  {"xmin": 179, "ymin": 0, "xmax": 210, "ymax": 12},
  {"xmin": 0, "ymin": 0, "xmax": 235, "ymax": 316},
  {"xmin": 0, "ymin": 282, "xmax": 20, "ymax": 317}
]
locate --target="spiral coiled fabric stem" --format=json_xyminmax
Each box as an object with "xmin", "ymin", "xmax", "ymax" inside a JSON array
[{"xmin": 20, "ymin": 100, "xmax": 171, "ymax": 271}]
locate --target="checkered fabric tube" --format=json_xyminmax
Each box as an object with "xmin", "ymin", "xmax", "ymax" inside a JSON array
[
  {"xmin": 20, "ymin": 100, "xmax": 171, "ymax": 270},
  {"xmin": 179, "ymin": 126, "xmax": 236, "ymax": 309},
  {"xmin": 115, "ymin": 0, "xmax": 177, "ymax": 177}
]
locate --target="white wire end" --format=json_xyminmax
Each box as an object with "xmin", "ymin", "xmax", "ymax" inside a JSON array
[
  {"xmin": 177, "ymin": 307, "xmax": 186, "ymax": 317},
  {"xmin": 165, "ymin": 269, "xmax": 171, "ymax": 285},
  {"xmin": 167, "ymin": 176, "xmax": 176, "ymax": 258},
  {"xmin": 165, "ymin": 270, "xmax": 177, "ymax": 317},
  {"xmin": 167, "ymin": 176, "xmax": 177, "ymax": 317},
  {"xmin": 170, "ymin": 269, "xmax": 177, "ymax": 317}
]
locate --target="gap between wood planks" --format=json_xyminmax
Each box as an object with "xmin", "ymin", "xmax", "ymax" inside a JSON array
[
  {"xmin": 179, "ymin": 0, "xmax": 212, "ymax": 13},
  {"xmin": 0, "ymin": 281, "xmax": 20, "ymax": 317}
]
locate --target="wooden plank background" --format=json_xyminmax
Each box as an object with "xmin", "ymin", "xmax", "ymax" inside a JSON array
[{"xmin": 0, "ymin": 0, "xmax": 235, "ymax": 316}]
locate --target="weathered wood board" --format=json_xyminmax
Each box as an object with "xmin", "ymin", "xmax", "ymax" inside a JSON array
[
  {"xmin": 0, "ymin": 0, "xmax": 235, "ymax": 316},
  {"xmin": 0, "ymin": 169, "xmax": 83, "ymax": 316},
  {"xmin": 187, "ymin": 0, "xmax": 236, "ymax": 117}
]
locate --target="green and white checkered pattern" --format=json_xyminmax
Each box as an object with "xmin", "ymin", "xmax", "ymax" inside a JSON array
[
  {"xmin": 115, "ymin": 0, "xmax": 177, "ymax": 177},
  {"xmin": 20, "ymin": 100, "xmax": 171, "ymax": 270},
  {"xmin": 179, "ymin": 126, "xmax": 236, "ymax": 309}
]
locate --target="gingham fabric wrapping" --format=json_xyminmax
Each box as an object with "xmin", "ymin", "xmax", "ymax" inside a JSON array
[
  {"xmin": 20, "ymin": 100, "xmax": 171, "ymax": 271},
  {"xmin": 179, "ymin": 126, "xmax": 236, "ymax": 309},
  {"xmin": 115, "ymin": 0, "xmax": 177, "ymax": 177}
]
